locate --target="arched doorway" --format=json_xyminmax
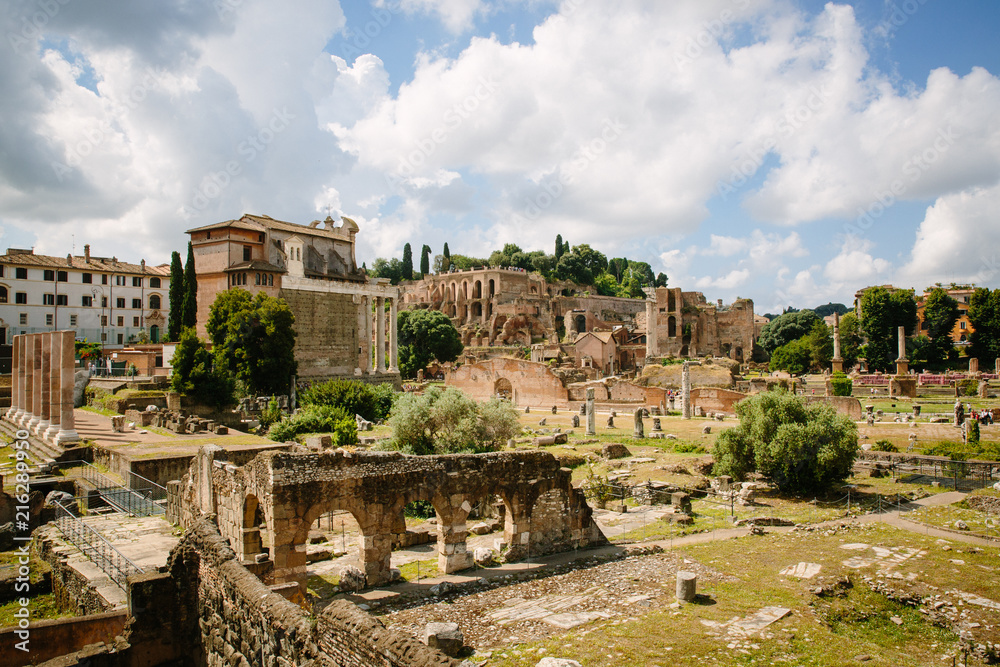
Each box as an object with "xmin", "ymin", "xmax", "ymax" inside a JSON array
[
  {"xmin": 242, "ymin": 494, "xmax": 266, "ymax": 561},
  {"xmin": 494, "ymin": 377, "xmax": 513, "ymax": 400},
  {"xmin": 574, "ymin": 314, "xmax": 587, "ymax": 335}
]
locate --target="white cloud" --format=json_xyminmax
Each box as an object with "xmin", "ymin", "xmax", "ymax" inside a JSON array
[
  {"xmin": 704, "ymin": 234, "xmax": 747, "ymax": 257},
  {"xmin": 696, "ymin": 268, "xmax": 750, "ymax": 291},
  {"xmin": 392, "ymin": 0, "xmax": 486, "ymax": 33},
  {"xmin": 823, "ymin": 237, "xmax": 891, "ymax": 283}
]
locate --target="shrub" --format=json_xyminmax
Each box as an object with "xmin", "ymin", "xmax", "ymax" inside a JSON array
[
  {"xmin": 967, "ymin": 419, "xmax": 980, "ymax": 445},
  {"xmin": 829, "ymin": 372, "xmax": 853, "ymax": 397},
  {"xmin": 257, "ymin": 399, "xmax": 283, "ymax": 433},
  {"xmin": 958, "ymin": 378, "xmax": 979, "ymax": 397},
  {"xmin": 872, "ymin": 439, "xmax": 898, "ymax": 452},
  {"xmin": 299, "ymin": 379, "xmax": 396, "ymax": 422},
  {"xmin": 386, "ymin": 387, "xmax": 519, "ymax": 455},
  {"xmin": 267, "ymin": 405, "xmax": 357, "ymax": 446},
  {"xmin": 712, "ymin": 390, "xmax": 858, "ymax": 495}
]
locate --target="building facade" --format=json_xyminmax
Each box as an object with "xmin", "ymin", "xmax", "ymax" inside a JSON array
[
  {"xmin": 187, "ymin": 214, "xmax": 400, "ymax": 382},
  {"xmin": 0, "ymin": 245, "xmax": 169, "ymax": 347},
  {"xmin": 646, "ymin": 288, "xmax": 756, "ymax": 361}
]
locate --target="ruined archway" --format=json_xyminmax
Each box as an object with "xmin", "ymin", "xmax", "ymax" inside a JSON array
[
  {"xmin": 472, "ymin": 302, "xmax": 483, "ymax": 318},
  {"xmin": 241, "ymin": 494, "xmax": 266, "ymax": 561},
  {"xmin": 667, "ymin": 291, "xmax": 676, "ymax": 312},
  {"xmin": 494, "ymin": 377, "xmax": 513, "ymax": 400},
  {"xmin": 574, "ymin": 314, "xmax": 587, "ymax": 335},
  {"xmin": 667, "ymin": 315, "xmax": 677, "ymax": 338}
]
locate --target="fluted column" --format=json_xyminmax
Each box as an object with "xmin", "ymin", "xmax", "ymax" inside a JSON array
[
  {"xmin": 55, "ymin": 331, "xmax": 79, "ymax": 445},
  {"xmin": 44, "ymin": 334, "xmax": 62, "ymax": 442},
  {"xmin": 376, "ymin": 296, "xmax": 386, "ymax": 373},
  {"xmin": 365, "ymin": 296, "xmax": 375, "ymax": 374},
  {"xmin": 389, "ymin": 297, "xmax": 398, "ymax": 372},
  {"xmin": 18, "ymin": 335, "xmax": 33, "ymax": 428}
]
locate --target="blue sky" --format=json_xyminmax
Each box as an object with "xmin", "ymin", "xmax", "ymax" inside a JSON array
[{"xmin": 2, "ymin": 0, "xmax": 999, "ymax": 314}]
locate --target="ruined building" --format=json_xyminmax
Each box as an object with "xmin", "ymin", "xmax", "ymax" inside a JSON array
[
  {"xmin": 187, "ymin": 214, "xmax": 400, "ymax": 383},
  {"xmin": 646, "ymin": 288, "xmax": 757, "ymax": 362}
]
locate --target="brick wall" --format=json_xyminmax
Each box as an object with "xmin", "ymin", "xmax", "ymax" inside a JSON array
[{"xmin": 279, "ymin": 288, "xmax": 358, "ymax": 378}]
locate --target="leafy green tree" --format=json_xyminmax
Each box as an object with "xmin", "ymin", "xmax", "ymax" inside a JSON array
[
  {"xmin": 829, "ymin": 372, "xmax": 853, "ymax": 396},
  {"xmin": 758, "ymin": 309, "xmax": 820, "ymax": 354},
  {"xmin": 655, "ymin": 272, "xmax": 668, "ymax": 288},
  {"xmin": 206, "ymin": 288, "xmax": 297, "ymax": 395},
  {"xmin": 969, "ymin": 287, "xmax": 1000, "ymax": 365},
  {"xmin": 401, "ymin": 243, "xmax": 413, "ymax": 280},
  {"xmin": 627, "ymin": 260, "xmax": 654, "ymax": 286},
  {"xmin": 555, "ymin": 252, "xmax": 593, "ymax": 286},
  {"xmin": 182, "ymin": 242, "xmax": 198, "ymax": 329},
  {"xmin": 387, "ymin": 386, "xmax": 518, "ymax": 454},
  {"xmin": 859, "ymin": 286, "xmax": 917, "ymax": 372},
  {"xmin": 608, "ymin": 257, "xmax": 628, "ymax": 282},
  {"xmin": 169, "ymin": 328, "xmax": 234, "ymax": 408},
  {"xmin": 712, "ymin": 391, "xmax": 858, "ymax": 495},
  {"xmin": 529, "ymin": 251, "xmax": 556, "ymax": 278},
  {"xmin": 570, "ymin": 243, "xmax": 608, "ymax": 277},
  {"xmin": 447, "ymin": 254, "xmax": 490, "ymax": 271},
  {"xmin": 593, "ymin": 272, "xmax": 620, "ymax": 297},
  {"xmin": 167, "ymin": 250, "xmax": 184, "ymax": 341},
  {"xmin": 370, "ymin": 257, "xmax": 404, "ymax": 284},
  {"xmin": 838, "ymin": 312, "xmax": 862, "ymax": 369},
  {"xmin": 812, "ymin": 303, "xmax": 849, "ymax": 318},
  {"xmin": 802, "ymin": 320, "xmax": 833, "ymax": 370},
  {"xmin": 397, "ymin": 309, "xmax": 463, "ymax": 379},
  {"xmin": 555, "ymin": 234, "xmax": 565, "ymax": 259},
  {"xmin": 921, "ymin": 288, "xmax": 959, "ymax": 366},
  {"xmin": 768, "ymin": 338, "xmax": 812, "ymax": 374},
  {"xmin": 299, "ymin": 379, "xmax": 395, "ymax": 423},
  {"xmin": 420, "ymin": 244, "xmax": 431, "ymax": 276},
  {"xmin": 618, "ymin": 270, "xmax": 647, "ymax": 298}
]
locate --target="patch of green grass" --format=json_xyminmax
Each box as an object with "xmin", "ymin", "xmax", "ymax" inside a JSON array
[
  {"xmin": 396, "ymin": 558, "xmax": 438, "ymax": 582},
  {"xmin": 80, "ymin": 405, "xmax": 120, "ymax": 418},
  {"xmin": 306, "ymin": 573, "xmax": 340, "ymax": 599},
  {"xmin": 819, "ymin": 581, "xmax": 955, "ymax": 648},
  {"xmin": 0, "ymin": 594, "xmax": 71, "ymax": 627},
  {"xmin": 906, "ymin": 504, "xmax": 1000, "ymax": 539}
]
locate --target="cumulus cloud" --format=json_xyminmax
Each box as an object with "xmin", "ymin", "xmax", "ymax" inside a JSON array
[
  {"xmin": 824, "ymin": 237, "xmax": 891, "ymax": 283},
  {"xmin": 696, "ymin": 268, "xmax": 750, "ymax": 291}
]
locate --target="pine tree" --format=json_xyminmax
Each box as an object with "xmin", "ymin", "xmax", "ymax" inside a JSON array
[
  {"xmin": 167, "ymin": 251, "xmax": 184, "ymax": 341},
  {"xmin": 182, "ymin": 242, "xmax": 198, "ymax": 329},
  {"xmin": 420, "ymin": 244, "xmax": 431, "ymax": 275},
  {"xmin": 555, "ymin": 234, "xmax": 564, "ymax": 259},
  {"xmin": 402, "ymin": 243, "xmax": 413, "ymax": 280}
]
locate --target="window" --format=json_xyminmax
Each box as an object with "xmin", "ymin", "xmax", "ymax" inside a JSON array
[
  {"xmin": 243, "ymin": 245, "xmax": 252, "ymax": 261},
  {"xmin": 255, "ymin": 273, "xmax": 261, "ymax": 285},
  {"xmin": 101, "ymin": 274, "xmax": 108, "ymax": 285},
  {"xmin": 56, "ymin": 294, "xmax": 67, "ymax": 306},
  {"xmin": 101, "ymin": 315, "xmax": 108, "ymax": 326},
  {"xmin": 82, "ymin": 295, "xmax": 93, "ymax": 307},
  {"xmin": 57, "ymin": 271, "xmax": 68, "ymax": 282},
  {"xmin": 19, "ymin": 313, "xmax": 27, "ymax": 325},
  {"xmin": 268, "ymin": 274, "xmax": 273, "ymax": 286},
  {"xmin": 101, "ymin": 296, "xmax": 107, "ymax": 308},
  {"xmin": 15, "ymin": 292, "xmax": 27, "ymax": 304},
  {"xmin": 150, "ymin": 277, "xmax": 161, "ymax": 288},
  {"xmin": 116, "ymin": 297, "xmax": 125, "ymax": 308},
  {"xmin": 149, "ymin": 294, "xmax": 161, "ymax": 309},
  {"xmin": 70, "ymin": 314, "xmax": 77, "ymax": 326},
  {"xmin": 131, "ymin": 298, "xmax": 142, "ymax": 309},
  {"xmin": 16, "ymin": 267, "xmax": 27, "ymax": 279},
  {"xmin": 132, "ymin": 277, "xmax": 142, "ymax": 287},
  {"xmin": 45, "ymin": 314, "xmax": 53, "ymax": 326},
  {"xmin": 43, "ymin": 270, "xmax": 55, "ymax": 281},
  {"xmin": 115, "ymin": 275, "xmax": 126, "ymax": 286},
  {"xmin": 117, "ymin": 334, "xmax": 124, "ymax": 344},
  {"xmin": 43, "ymin": 293, "xmax": 55, "ymax": 305},
  {"xmin": 258, "ymin": 233, "xmax": 265, "ymax": 243},
  {"xmin": 0, "ymin": 265, "xmax": 3, "ymax": 277},
  {"xmin": 133, "ymin": 316, "xmax": 140, "ymax": 327},
  {"xmin": 117, "ymin": 316, "xmax": 124, "ymax": 326},
  {"xmin": 0, "ymin": 287, "xmax": 6, "ymax": 303},
  {"xmin": 101, "ymin": 333, "xmax": 107, "ymax": 342},
  {"xmin": 82, "ymin": 273, "xmax": 92, "ymax": 284},
  {"xmin": 961, "ymin": 321, "xmax": 967, "ymax": 330}
]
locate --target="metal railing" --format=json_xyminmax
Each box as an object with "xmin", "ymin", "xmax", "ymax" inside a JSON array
[
  {"xmin": 52, "ymin": 500, "xmax": 143, "ymax": 590},
  {"xmin": 58, "ymin": 461, "xmax": 167, "ymax": 517}
]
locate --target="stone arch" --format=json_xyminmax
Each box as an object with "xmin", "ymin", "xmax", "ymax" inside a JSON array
[
  {"xmin": 389, "ymin": 487, "xmax": 463, "ymax": 574},
  {"xmin": 489, "ymin": 279, "xmax": 495, "ymax": 297},
  {"xmin": 241, "ymin": 493, "xmax": 265, "ymax": 561},
  {"xmin": 472, "ymin": 302, "xmax": 483, "ymax": 318},
  {"xmin": 667, "ymin": 315, "xmax": 677, "ymax": 338},
  {"xmin": 461, "ymin": 280, "xmax": 469, "ymax": 299},
  {"xmin": 294, "ymin": 496, "xmax": 382, "ymax": 586},
  {"xmin": 574, "ymin": 314, "xmax": 587, "ymax": 335},
  {"xmin": 473, "ymin": 280, "xmax": 482, "ymax": 298},
  {"xmin": 494, "ymin": 377, "xmax": 512, "ymax": 399},
  {"xmin": 667, "ymin": 291, "xmax": 676, "ymax": 312}
]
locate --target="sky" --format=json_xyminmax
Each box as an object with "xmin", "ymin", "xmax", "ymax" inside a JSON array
[{"xmin": 1, "ymin": 0, "xmax": 999, "ymax": 314}]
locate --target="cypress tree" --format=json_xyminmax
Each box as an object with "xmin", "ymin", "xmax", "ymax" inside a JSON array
[
  {"xmin": 167, "ymin": 251, "xmax": 184, "ymax": 341},
  {"xmin": 555, "ymin": 234, "xmax": 564, "ymax": 259},
  {"xmin": 420, "ymin": 245, "xmax": 431, "ymax": 276},
  {"xmin": 182, "ymin": 242, "xmax": 198, "ymax": 329},
  {"xmin": 442, "ymin": 243, "xmax": 451, "ymax": 272},
  {"xmin": 401, "ymin": 243, "xmax": 413, "ymax": 280}
]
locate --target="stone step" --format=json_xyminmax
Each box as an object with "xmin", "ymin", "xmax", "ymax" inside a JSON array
[{"xmin": 0, "ymin": 418, "xmax": 64, "ymax": 465}]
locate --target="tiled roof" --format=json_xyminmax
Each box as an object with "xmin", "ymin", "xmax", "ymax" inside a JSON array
[
  {"xmin": 0, "ymin": 251, "xmax": 170, "ymax": 276},
  {"xmin": 226, "ymin": 260, "xmax": 287, "ymax": 273},
  {"xmin": 187, "ymin": 214, "xmax": 359, "ymax": 240}
]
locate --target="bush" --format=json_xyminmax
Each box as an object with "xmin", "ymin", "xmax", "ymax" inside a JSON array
[
  {"xmin": 958, "ymin": 378, "xmax": 979, "ymax": 397},
  {"xmin": 829, "ymin": 372, "xmax": 853, "ymax": 397},
  {"xmin": 267, "ymin": 405, "xmax": 357, "ymax": 446},
  {"xmin": 712, "ymin": 390, "xmax": 858, "ymax": 495},
  {"xmin": 386, "ymin": 387, "xmax": 519, "ymax": 455},
  {"xmin": 257, "ymin": 399, "xmax": 283, "ymax": 433},
  {"xmin": 967, "ymin": 419, "xmax": 981, "ymax": 445},
  {"xmin": 873, "ymin": 439, "xmax": 898, "ymax": 452},
  {"xmin": 299, "ymin": 379, "xmax": 396, "ymax": 423}
]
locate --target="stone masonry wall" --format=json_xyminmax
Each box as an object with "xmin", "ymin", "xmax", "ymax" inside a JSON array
[{"xmin": 279, "ymin": 288, "xmax": 358, "ymax": 379}]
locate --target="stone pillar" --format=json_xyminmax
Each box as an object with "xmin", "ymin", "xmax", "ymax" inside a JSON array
[
  {"xmin": 27, "ymin": 335, "xmax": 42, "ymax": 431},
  {"xmin": 895, "ymin": 325, "xmax": 908, "ymax": 376},
  {"xmin": 19, "ymin": 335, "xmax": 33, "ymax": 428},
  {"xmin": 633, "ymin": 407, "xmax": 645, "ymax": 439},
  {"xmin": 44, "ymin": 334, "xmax": 62, "ymax": 442},
  {"xmin": 33, "ymin": 333, "xmax": 52, "ymax": 437},
  {"xmin": 55, "ymin": 331, "xmax": 80, "ymax": 445},
  {"xmin": 438, "ymin": 505, "xmax": 472, "ymax": 574},
  {"xmin": 389, "ymin": 296, "xmax": 398, "ymax": 372},
  {"xmin": 682, "ymin": 361, "xmax": 692, "ymax": 420},
  {"xmin": 831, "ymin": 311, "xmax": 844, "ymax": 374},
  {"xmin": 995, "ymin": 357, "xmax": 1000, "ymax": 375},
  {"xmin": 7, "ymin": 336, "xmax": 21, "ymax": 420},
  {"xmin": 363, "ymin": 296, "xmax": 375, "ymax": 374},
  {"xmin": 585, "ymin": 387, "xmax": 596, "ymax": 436},
  {"xmin": 676, "ymin": 571, "xmax": 697, "ymax": 601},
  {"xmin": 376, "ymin": 296, "xmax": 386, "ymax": 373},
  {"xmin": 969, "ymin": 357, "xmax": 979, "ymax": 374},
  {"xmin": 645, "ymin": 298, "xmax": 658, "ymax": 360}
]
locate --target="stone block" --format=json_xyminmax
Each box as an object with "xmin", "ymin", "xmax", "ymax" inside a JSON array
[{"xmin": 676, "ymin": 571, "xmax": 697, "ymax": 601}]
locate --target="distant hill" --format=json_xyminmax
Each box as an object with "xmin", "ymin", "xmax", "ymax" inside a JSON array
[{"xmin": 812, "ymin": 303, "xmax": 850, "ymax": 318}]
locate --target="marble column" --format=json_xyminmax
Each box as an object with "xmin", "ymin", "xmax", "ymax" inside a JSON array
[
  {"xmin": 363, "ymin": 296, "xmax": 374, "ymax": 374},
  {"xmin": 33, "ymin": 333, "xmax": 52, "ymax": 436},
  {"xmin": 895, "ymin": 325, "xmax": 908, "ymax": 376},
  {"xmin": 831, "ymin": 311, "xmax": 844, "ymax": 374},
  {"xmin": 389, "ymin": 297, "xmax": 398, "ymax": 372},
  {"xmin": 7, "ymin": 336, "xmax": 21, "ymax": 420},
  {"xmin": 645, "ymin": 298, "xmax": 658, "ymax": 360},
  {"xmin": 44, "ymin": 334, "xmax": 62, "ymax": 442},
  {"xmin": 27, "ymin": 335, "xmax": 42, "ymax": 431},
  {"xmin": 55, "ymin": 330, "xmax": 79, "ymax": 445},
  {"xmin": 19, "ymin": 335, "xmax": 34, "ymax": 428},
  {"xmin": 375, "ymin": 296, "xmax": 386, "ymax": 373},
  {"xmin": 682, "ymin": 361, "xmax": 692, "ymax": 420},
  {"xmin": 585, "ymin": 387, "xmax": 596, "ymax": 436}
]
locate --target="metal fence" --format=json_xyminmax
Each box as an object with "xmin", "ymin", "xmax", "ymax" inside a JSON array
[
  {"xmin": 58, "ymin": 461, "xmax": 167, "ymax": 517},
  {"xmin": 52, "ymin": 500, "xmax": 143, "ymax": 590}
]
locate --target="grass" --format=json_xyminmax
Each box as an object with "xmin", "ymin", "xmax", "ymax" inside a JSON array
[
  {"xmin": 906, "ymin": 503, "xmax": 1000, "ymax": 538},
  {"xmin": 306, "ymin": 573, "xmax": 340, "ymax": 598},
  {"xmin": 80, "ymin": 405, "xmax": 121, "ymax": 418},
  {"xmin": 397, "ymin": 558, "xmax": 439, "ymax": 582},
  {"xmin": 0, "ymin": 594, "xmax": 70, "ymax": 627}
]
